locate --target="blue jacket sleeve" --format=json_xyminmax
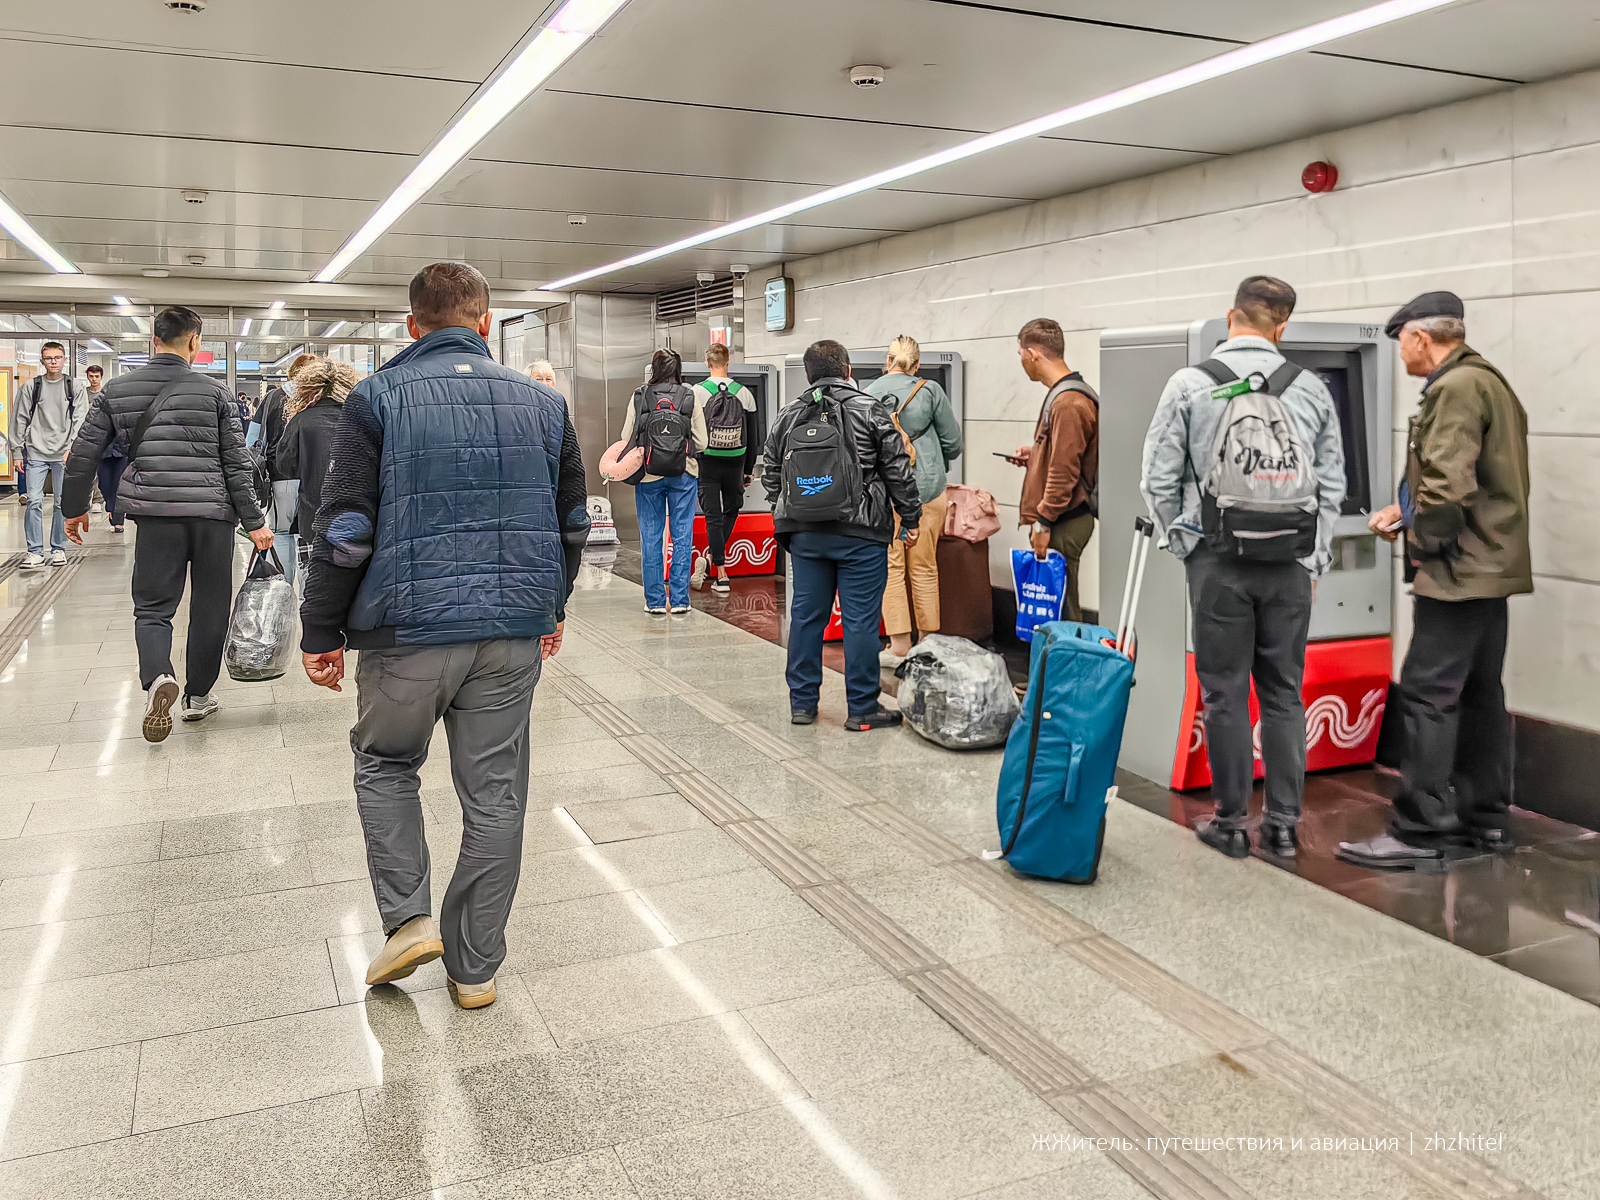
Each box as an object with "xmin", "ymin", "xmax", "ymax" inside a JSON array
[{"xmin": 298, "ymin": 390, "xmax": 382, "ymax": 653}]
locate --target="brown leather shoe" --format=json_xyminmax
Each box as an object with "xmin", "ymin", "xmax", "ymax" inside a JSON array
[{"xmin": 365, "ymin": 915, "xmax": 444, "ymax": 985}]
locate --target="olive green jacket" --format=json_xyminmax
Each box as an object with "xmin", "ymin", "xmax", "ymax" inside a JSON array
[{"xmin": 1404, "ymin": 344, "xmax": 1532, "ymax": 601}]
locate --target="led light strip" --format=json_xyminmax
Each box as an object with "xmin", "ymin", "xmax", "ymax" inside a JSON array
[
  {"xmin": 0, "ymin": 188, "xmax": 78, "ymax": 274},
  {"xmin": 540, "ymin": 0, "xmax": 1460, "ymax": 292},
  {"xmin": 312, "ymin": 0, "xmax": 630, "ymax": 283}
]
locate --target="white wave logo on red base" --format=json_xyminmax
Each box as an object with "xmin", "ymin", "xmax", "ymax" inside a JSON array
[
  {"xmin": 1190, "ymin": 688, "xmax": 1386, "ymax": 757},
  {"xmin": 724, "ymin": 537, "xmax": 776, "ymax": 567}
]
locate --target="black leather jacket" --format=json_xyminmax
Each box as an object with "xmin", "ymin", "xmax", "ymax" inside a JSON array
[{"xmin": 762, "ymin": 377, "xmax": 922, "ymax": 544}]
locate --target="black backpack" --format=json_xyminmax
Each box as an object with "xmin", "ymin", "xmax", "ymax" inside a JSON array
[
  {"xmin": 780, "ymin": 386, "xmax": 863, "ymax": 523},
  {"xmin": 702, "ymin": 381, "xmax": 745, "ymax": 452},
  {"xmin": 634, "ymin": 384, "xmax": 694, "ymax": 477}
]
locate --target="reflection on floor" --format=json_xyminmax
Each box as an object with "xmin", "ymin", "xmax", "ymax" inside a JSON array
[{"xmin": 599, "ymin": 545, "xmax": 1600, "ymax": 1010}]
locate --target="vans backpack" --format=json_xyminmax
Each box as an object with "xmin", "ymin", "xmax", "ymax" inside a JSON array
[
  {"xmin": 702, "ymin": 380, "xmax": 746, "ymax": 452},
  {"xmin": 1194, "ymin": 358, "xmax": 1317, "ymax": 562},
  {"xmin": 634, "ymin": 384, "xmax": 694, "ymax": 477},
  {"xmin": 780, "ymin": 387, "xmax": 862, "ymax": 523}
]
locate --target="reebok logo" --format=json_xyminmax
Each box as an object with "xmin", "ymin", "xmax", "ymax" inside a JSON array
[{"xmin": 797, "ymin": 475, "xmax": 834, "ymax": 496}]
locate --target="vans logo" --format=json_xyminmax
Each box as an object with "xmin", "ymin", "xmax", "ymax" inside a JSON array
[{"xmin": 797, "ymin": 475, "xmax": 834, "ymax": 496}]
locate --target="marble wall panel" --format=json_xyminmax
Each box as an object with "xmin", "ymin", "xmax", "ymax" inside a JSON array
[
  {"xmin": 1511, "ymin": 291, "xmax": 1600, "ymax": 436},
  {"xmin": 1527, "ymin": 435, "xmax": 1600, "ymax": 585},
  {"xmin": 1512, "ymin": 143, "xmax": 1600, "ymax": 296},
  {"xmin": 1513, "ymin": 69, "xmax": 1600, "ymax": 156},
  {"xmin": 1504, "ymin": 578, "xmax": 1600, "ymax": 729}
]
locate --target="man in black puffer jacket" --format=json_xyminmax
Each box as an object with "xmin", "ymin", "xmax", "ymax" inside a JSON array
[
  {"xmin": 764, "ymin": 339, "xmax": 921, "ymax": 731},
  {"xmin": 63, "ymin": 306, "xmax": 272, "ymax": 743}
]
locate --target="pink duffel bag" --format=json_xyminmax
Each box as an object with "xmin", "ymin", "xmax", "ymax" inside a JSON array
[{"xmin": 943, "ymin": 484, "xmax": 1001, "ymax": 543}]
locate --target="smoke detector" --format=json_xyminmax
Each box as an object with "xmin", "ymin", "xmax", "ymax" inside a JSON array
[
  {"xmin": 164, "ymin": 0, "xmax": 207, "ymax": 11},
  {"xmin": 181, "ymin": 188, "xmax": 208, "ymax": 205},
  {"xmin": 566, "ymin": 213, "xmax": 587, "ymax": 226},
  {"xmin": 186, "ymin": 254, "xmax": 207, "ymax": 266},
  {"xmin": 849, "ymin": 65, "xmax": 886, "ymax": 89}
]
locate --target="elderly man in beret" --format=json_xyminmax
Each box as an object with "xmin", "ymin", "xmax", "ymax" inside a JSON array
[{"xmin": 1339, "ymin": 291, "xmax": 1531, "ymax": 869}]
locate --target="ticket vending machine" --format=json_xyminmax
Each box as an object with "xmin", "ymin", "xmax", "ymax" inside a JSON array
[
  {"xmin": 1098, "ymin": 319, "xmax": 1394, "ymax": 789},
  {"xmin": 782, "ymin": 348, "xmax": 965, "ymax": 485},
  {"xmin": 679, "ymin": 362, "xmax": 781, "ymax": 576}
]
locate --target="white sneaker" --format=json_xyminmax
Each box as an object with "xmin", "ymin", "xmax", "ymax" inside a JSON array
[
  {"xmin": 646, "ymin": 606, "xmax": 668, "ymax": 615},
  {"xmin": 879, "ymin": 649, "xmax": 907, "ymax": 670},
  {"xmin": 690, "ymin": 557, "xmax": 708, "ymax": 588},
  {"xmin": 143, "ymin": 675, "xmax": 180, "ymax": 743},
  {"xmin": 670, "ymin": 604, "xmax": 691, "ymax": 615},
  {"xmin": 20, "ymin": 552, "xmax": 46, "ymax": 570},
  {"xmin": 49, "ymin": 549, "xmax": 67, "ymax": 566},
  {"xmin": 181, "ymin": 693, "xmax": 220, "ymax": 722}
]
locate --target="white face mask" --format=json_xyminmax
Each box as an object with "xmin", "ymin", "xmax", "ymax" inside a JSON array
[{"xmin": 283, "ymin": 380, "xmax": 297, "ymax": 398}]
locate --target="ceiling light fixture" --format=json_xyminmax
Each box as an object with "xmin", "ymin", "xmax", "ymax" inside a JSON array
[
  {"xmin": 539, "ymin": 0, "xmax": 1460, "ymax": 292},
  {"xmin": 49, "ymin": 312, "xmax": 70, "ymax": 329},
  {"xmin": 240, "ymin": 318, "xmax": 252, "ymax": 336},
  {"xmin": 311, "ymin": 0, "xmax": 630, "ymax": 283},
  {"xmin": 323, "ymin": 320, "xmax": 347, "ymax": 338},
  {"xmin": 112, "ymin": 295, "xmax": 132, "ymax": 306},
  {"xmin": 0, "ymin": 188, "xmax": 79, "ymax": 274},
  {"xmin": 87, "ymin": 339, "xmax": 113, "ymax": 353}
]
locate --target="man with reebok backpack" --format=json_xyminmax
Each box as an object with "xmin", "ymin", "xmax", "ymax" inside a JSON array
[
  {"xmin": 763, "ymin": 339, "xmax": 921, "ymax": 731},
  {"xmin": 691, "ymin": 342, "xmax": 759, "ymax": 594},
  {"xmin": 618, "ymin": 349, "xmax": 707, "ymax": 614},
  {"xmin": 1141, "ymin": 276, "xmax": 1346, "ymax": 861}
]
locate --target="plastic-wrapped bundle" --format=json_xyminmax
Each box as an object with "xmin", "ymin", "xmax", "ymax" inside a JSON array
[
  {"xmin": 894, "ymin": 634, "xmax": 1020, "ymax": 750},
  {"xmin": 224, "ymin": 548, "xmax": 297, "ymax": 682}
]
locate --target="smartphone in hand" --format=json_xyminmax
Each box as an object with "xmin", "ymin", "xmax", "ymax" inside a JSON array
[{"xmin": 992, "ymin": 452, "xmax": 1026, "ymax": 467}]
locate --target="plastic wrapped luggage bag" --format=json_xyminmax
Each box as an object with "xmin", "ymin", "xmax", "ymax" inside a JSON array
[
  {"xmin": 894, "ymin": 634, "xmax": 1020, "ymax": 750},
  {"xmin": 224, "ymin": 547, "xmax": 297, "ymax": 682}
]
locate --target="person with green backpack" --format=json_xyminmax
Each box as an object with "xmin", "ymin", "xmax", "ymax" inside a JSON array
[{"xmin": 691, "ymin": 342, "xmax": 758, "ymax": 594}]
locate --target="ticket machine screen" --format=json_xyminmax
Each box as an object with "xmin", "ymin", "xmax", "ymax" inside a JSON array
[
  {"xmin": 849, "ymin": 363, "xmax": 955, "ymax": 396},
  {"xmin": 1283, "ymin": 348, "xmax": 1371, "ymax": 517}
]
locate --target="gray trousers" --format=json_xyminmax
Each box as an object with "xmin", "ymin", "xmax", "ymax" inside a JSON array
[
  {"xmin": 1186, "ymin": 546, "xmax": 1312, "ymax": 831},
  {"xmin": 352, "ymin": 638, "xmax": 543, "ymax": 984}
]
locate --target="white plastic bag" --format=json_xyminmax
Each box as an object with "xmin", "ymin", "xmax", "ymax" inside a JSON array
[
  {"xmin": 894, "ymin": 634, "xmax": 1020, "ymax": 750},
  {"xmin": 224, "ymin": 548, "xmax": 297, "ymax": 682}
]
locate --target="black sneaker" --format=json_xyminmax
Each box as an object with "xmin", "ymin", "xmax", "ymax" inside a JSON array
[
  {"xmin": 845, "ymin": 706, "xmax": 902, "ymax": 732},
  {"xmin": 1196, "ymin": 819, "xmax": 1251, "ymax": 859},
  {"xmin": 1259, "ymin": 823, "xmax": 1298, "ymax": 858},
  {"xmin": 790, "ymin": 708, "xmax": 817, "ymax": 726}
]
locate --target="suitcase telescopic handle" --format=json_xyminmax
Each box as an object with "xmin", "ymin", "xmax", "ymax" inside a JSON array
[{"xmin": 1115, "ymin": 517, "xmax": 1156, "ymax": 659}]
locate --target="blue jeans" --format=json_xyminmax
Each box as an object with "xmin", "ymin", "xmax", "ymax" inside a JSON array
[
  {"xmin": 24, "ymin": 459, "xmax": 66, "ymax": 554},
  {"xmin": 637, "ymin": 473, "xmax": 699, "ymax": 609},
  {"xmin": 786, "ymin": 531, "xmax": 889, "ymax": 719}
]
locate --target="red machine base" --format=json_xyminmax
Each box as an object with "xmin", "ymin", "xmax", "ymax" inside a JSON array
[
  {"xmin": 1170, "ymin": 637, "xmax": 1392, "ymax": 790},
  {"xmin": 663, "ymin": 513, "xmax": 779, "ymax": 578}
]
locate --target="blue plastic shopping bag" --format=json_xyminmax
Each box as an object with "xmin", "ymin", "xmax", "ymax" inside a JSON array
[{"xmin": 1011, "ymin": 548, "xmax": 1067, "ymax": 641}]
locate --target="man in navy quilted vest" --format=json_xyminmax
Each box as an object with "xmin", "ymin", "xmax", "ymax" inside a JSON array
[{"xmin": 299, "ymin": 262, "xmax": 589, "ymax": 1011}]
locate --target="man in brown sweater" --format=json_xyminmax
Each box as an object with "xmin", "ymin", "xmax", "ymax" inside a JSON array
[{"xmin": 1014, "ymin": 317, "xmax": 1098, "ymax": 622}]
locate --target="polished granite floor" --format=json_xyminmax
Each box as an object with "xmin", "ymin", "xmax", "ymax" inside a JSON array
[{"xmin": 0, "ymin": 506, "xmax": 1597, "ymax": 1199}]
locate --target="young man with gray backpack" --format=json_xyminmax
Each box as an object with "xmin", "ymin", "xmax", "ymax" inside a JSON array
[
  {"xmin": 1140, "ymin": 276, "xmax": 1346, "ymax": 860},
  {"xmin": 763, "ymin": 339, "xmax": 922, "ymax": 731}
]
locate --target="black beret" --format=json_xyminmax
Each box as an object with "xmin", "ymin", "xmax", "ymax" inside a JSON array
[{"xmin": 1384, "ymin": 290, "xmax": 1465, "ymax": 339}]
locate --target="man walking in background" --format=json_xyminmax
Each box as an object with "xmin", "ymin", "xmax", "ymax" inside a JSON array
[
  {"xmin": 299, "ymin": 262, "xmax": 589, "ymax": 1011},
  {"xmin": 691, "ymin": 341, "xmax": 758, "ymax": 594},
  {"xmin": 1141, "ymin": 276, "xmax": 1346, "ymax": 860},
  {"xmin": 10, "ymin": 340, "xmax": 85, "ymax": 568},
  {"xmin": 1013, "ymin": 318, "xmax": 1097, "ymax": 622},
  {"xmin": 1339, "ymin": 292, "xmax": 1531, "ymax": 869},
  {"xmin": 62, "ymin": 307, "xmax": 272, "ymax": 742},
  {"xmin": 765, "ymin": 339, "xmax": 922, "ymax": 732}
]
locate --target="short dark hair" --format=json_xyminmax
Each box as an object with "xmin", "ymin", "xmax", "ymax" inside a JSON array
[
  {"xmin": 40, "ymin": 341, "xmax": 65, "ymax": 356},
  {"xmin": 154, "ymin": 306, "xmax": 204, "ymax": 345},
  {"xmin": 86, "ymin": 365, "xmax": 103, "ymax": 375},
  {"xmin": 1233, "ymin": 276, "xmax": 1297, "ymax": 330},
  {"xmin": 704, "ymin": 343, "xmax": 730, "ymax": 369},
  {"xmin": 648, "ymin": 349, "xmax": 683, "ymax": 386},
  {"xmin": 1017, "ymin": 318, "xmax": 1065, "ymax": 359},
  {"xmin": 802, "ymin": 339, "xmax": 850, "ymax": 383},
  {"xmin": 409, "ymin": 261, "xmax": 490, "ymax": 330}
]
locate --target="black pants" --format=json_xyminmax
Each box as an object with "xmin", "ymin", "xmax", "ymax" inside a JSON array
[
  {"xmin": 697, "ymin": 455, "xmax": 746, "ymax": 567},
  {"xmin": 97, "ymin": 456, "xmax": 127, "ymax": 526},
  {"xmin": 1186, "ymin": 545, "xmax": 1312, "ymax": 831},
  {"xmin": 131, "ymin": 516, "xmax": 235, "ymax": 696},
  {"xmin": 1393, "ymin": 595, "xmax": 1511, "ymax": 843}
]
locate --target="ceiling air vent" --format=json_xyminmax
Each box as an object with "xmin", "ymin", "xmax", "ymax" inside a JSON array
[{"xmin": 654, "ymin": 276, "xmax": 737, "ymax": 322}]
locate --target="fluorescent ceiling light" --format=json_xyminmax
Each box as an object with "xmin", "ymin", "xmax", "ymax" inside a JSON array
[
  {"xmin": 112, "ymin": 295, "xmax": 131, "ymax": 306},
  {"xmin": 540, "ymin": 0, "xmax": 1460, "ymax": 291},
  {"xmin": 268, "ymin": 301, "xmax": 285, "ymax": 315},
  {"xmin": 269, "ymin": 344, "xmax": 306, "ymax": 369},
  {"xmin": 240, "ymin": 318, "xmax": 252, "ymax": 335},
  {"xmin": 49, "ymin": 312, "xmax": 70, "ymax": 329},
  {"xmin": 311, "ymin": 0, "xmax": 629, "ymax": 283},
  {"xmin": 87, "ymin": 339, "xmax": 112, "ymax": 353},
  {"xmin": 323, "ymin": 320, "xmax": 346, "ymax": 338},
  {"xmin": 0, "ymin": 188, "xmax": 79, "ymax": 274}
]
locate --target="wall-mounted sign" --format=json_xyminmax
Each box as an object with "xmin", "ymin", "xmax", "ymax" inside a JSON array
[{"xmin": 764, "ymin": 276, "xmax": 794, "ymax": 333}]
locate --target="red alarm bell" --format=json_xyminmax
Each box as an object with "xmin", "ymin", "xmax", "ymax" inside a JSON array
[{"xmin": 1302, "ymin": 161, "xmax": 1338, "ymax": 194}]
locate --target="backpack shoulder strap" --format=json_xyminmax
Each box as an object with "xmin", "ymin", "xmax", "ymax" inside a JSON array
[
  {"xmin": 1194, "ymin": 358, "xmax": 1237, "ymax": 385},
  {"xmin": 1263, "ymin": 361, "xmax": 1304, "ymax": 396},
  {"xmin": 128, "ymin": 377, "xmax": 192, "ymax": 465},
  {"xmin": 897, "ymin": 378, "xmax": 928, "ymax": 416}
]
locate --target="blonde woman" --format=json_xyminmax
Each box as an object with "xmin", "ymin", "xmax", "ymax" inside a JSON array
[
  {"xmin": 274, "ymin": 357, "xmax": 361, "ymax": 579},
  {"xmin": 866, "ymin": 335, "xmax": 962, "ymax": 666}
]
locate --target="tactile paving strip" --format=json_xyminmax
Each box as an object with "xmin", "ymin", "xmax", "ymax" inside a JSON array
[
  {"xmin": 578, "ymin": 623, "xmax": 1543, "ymax": 1200},
  {"xmin": 664, "ymin": 769, "xmax": 756, "ymax": 825},
  {"xmin": 616, "ymin": 732, "xmax": 693, "ymax": 775},
  {"xmin": 582, "ymin": 700, "xmax": 644, "ymax": 738},
  {"xmin": 723, "ymin": 721, "xmax": 805, "ymax": 762}
]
